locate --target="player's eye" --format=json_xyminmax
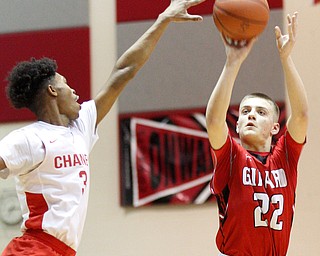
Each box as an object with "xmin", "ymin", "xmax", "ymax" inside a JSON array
[
  {"xmin": 241, "ymin": 109, "xmax": 249, "ymax": 115},
  {"xmin": 258, "ymin": 109, "xmax": 267, "ymax": 116}
]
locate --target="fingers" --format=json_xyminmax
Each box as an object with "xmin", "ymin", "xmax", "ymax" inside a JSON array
[
  {"xmin": 274, "ymin": 12, "xmax": 298, "ymax": 59},
  {"xmin": 184, "ymin": 14, "xmax": 203, "ymax": 22},
  {"xmin": 274, "ymin": 26, "xmax": 283, "ymax": 50},
  {"xmin": 165, "ymin": 0, "xmax": 207, "ymax": 22},
  {"xmin": 219, "ymin": 32, "xmax": 256, "ymax": 49},
  {"xmin": 182, "ymin": 0, "xmax": 208, "ymax": 21},
  {"xmin": 173, "ymin": 13, "xmax": 203, "ymax": 22},
  {"xmin": 287, "ymin": 12, "xmax": 298, "ymax": 37},
  {"xmin": 274, "ymin": 11, "xmax": 298, "ymax": 46},
  {"xmin": 275, "ymin": 12, "xmax": 298, "ymax": 38},
  {"xmin": 287, "ymin": 12, "xmax": 298, "ymax": 48},
  {"xmin": 274, "ymin": 26, "xmax": 282, "ymax": 40},
  {"xmin": 291, "ymin": 12, "xmax": 298, "ymax": 37},
  {"xmin": 188, "ymin": 0, "xmax": 208, "ymax": 7}
]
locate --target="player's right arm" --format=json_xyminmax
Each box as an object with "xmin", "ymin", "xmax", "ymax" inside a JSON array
[
  {"xmin": 94, "ymin": 0, "xmax": 207, "ymax": 127},
  {"xmin": 206, "ymin": 36, "xmax": 254, "ymax": 149}
]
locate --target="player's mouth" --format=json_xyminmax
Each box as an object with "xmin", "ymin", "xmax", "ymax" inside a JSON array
[{"xmin": 246, "ymin": 122, "xmax": 256, "ymax": 128}]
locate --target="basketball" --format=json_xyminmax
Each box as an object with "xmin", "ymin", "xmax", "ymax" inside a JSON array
[{"xmin": 213, "ymin": 0, "xmax": 270, "ymax": 44}]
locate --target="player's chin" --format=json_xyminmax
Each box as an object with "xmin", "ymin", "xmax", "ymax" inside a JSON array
[
  {"xmin": 70, "ymin": 109, "xmax": 80, "ymax": 120},
  {"xmin": 241, "ymin": 131, "xmax": 258, "ymax": 141},
  {"xmin": 75, "ymin": 103, "xmax": 81, "ymax": 114}
]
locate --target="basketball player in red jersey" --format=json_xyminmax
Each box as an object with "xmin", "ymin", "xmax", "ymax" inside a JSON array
[{"xmin": 206, "ymin": 12, "xmax": 308, "ymax": 256}]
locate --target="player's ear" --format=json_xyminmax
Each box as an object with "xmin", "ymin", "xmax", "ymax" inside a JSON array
[
  {"xmin": 271, "ymin": 122, "xmax": 280, "ymax": 135},
  {"xmin": 236, "ymin": 121, "xmax": 239, "ymax": 133},
  {"xmin": 47, "ymin": 84, "xmax": 58, "ymax": 97}
]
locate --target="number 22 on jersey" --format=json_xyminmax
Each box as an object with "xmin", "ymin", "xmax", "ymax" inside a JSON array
[{"xmin": 254, "ymin": 193, "xmax": 284, "ymax": 231}]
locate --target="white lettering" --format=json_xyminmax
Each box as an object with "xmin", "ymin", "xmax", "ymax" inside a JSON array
[
  {"xmin": 265, "ymin": 171, "xmax": 275, "ymax": 188},
  {"xmin": 243, "ymin": 167, "xmax": 252, "ymax": 185},
  {"xmin": 271, "ymin": 169, "xmax": 287, "ymax": 188},
  {"xmin": 242, "ymin": 167, "xmax": 287, "ymax": 188}
]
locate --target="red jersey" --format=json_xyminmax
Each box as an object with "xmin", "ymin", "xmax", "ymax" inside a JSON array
[{"xmin": 210, "ymin": 130, "xmax": 304, "ymax": 256}]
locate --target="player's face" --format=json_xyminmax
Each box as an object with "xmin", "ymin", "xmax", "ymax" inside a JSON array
[
  {"xmin": 237, "ymin": 97, "xmax": 279, "ymax": 147},
  {"xmin": 52, "ymin": 73, "xmax": 81, "ymax": 121}
]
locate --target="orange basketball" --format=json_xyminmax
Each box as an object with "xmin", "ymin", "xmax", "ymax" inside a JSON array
[{"xmin": 213, "ymin": 0, "xmax": 270, "ymax": 42}]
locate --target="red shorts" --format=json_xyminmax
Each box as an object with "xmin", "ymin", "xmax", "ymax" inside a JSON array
[{"xmin": 1, "ymin": 230, "xmax": 76, "ymax": 256}]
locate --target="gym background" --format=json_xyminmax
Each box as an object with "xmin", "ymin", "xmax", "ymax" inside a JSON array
[{"xmin": 0, "ymin": 1, "xmax": 319, "ymax": 255}]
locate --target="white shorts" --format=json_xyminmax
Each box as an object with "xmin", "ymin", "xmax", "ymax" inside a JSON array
[{"xmin": 218, "ymin": 253, "xmax": 228, "ymax": 256}]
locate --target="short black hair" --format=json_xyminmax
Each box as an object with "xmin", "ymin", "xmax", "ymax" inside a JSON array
[{"xmin": 6, "ymin": 57, "xmax": 57, "ymax": 110}]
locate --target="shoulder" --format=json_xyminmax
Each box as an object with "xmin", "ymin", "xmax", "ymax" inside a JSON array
[
  {"xmin": 0, "ymin": 123, "xmax": 45, "ymax": 177},
  {"xmin": 272, "ymin": 130, "xmax": 305, "ymax": 164},
  {"xmin": 0, "ymin": 124, "xmax": 44, "ymax": 157},
  {"xmin": 212, "ymin": 134, "xmax": 243, "ymax": 158},
  {"xmin": 1, "ymin": 123, "xmax": 40, "ymax": 144},
  {"xmin": 275, "ymin": 130, "xmax": 305, "ymax": 149}
]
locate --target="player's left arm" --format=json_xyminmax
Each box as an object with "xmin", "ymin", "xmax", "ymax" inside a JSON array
[{"xmin": 275, "ymin": 12, "xmax": 308, "ymax": 143}]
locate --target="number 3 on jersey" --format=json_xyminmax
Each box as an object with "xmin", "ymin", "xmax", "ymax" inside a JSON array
[
  {"xmin": 79, "ymin": 170, "xmax": 88, "ymax": 194},
  {"xmin": 254, "ymin": 193, "xmax": 284, "ymax": 230}
]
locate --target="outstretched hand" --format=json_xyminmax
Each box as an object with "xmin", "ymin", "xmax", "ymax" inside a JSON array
[
  {"xmin": 275, "ymin": 12, "xmax": 298, "ymax": 60},
  {"xmin": 161, "ymin": 0, "xmax": 208, "ymax": 22},
  {"xmin": 222, "ymin": 34, "xmax": 256, "ymax": 65}
]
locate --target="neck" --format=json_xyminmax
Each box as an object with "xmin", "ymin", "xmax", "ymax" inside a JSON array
[
  {"xmin": 37, "ymin": 104, "xmax": 70, "ymax": 127},
  {"xmin": 38, "ymin": 116, "xmax": 70, "ymax": 127},
  {"xmin": 241, "ymin": 138, "xmax": 272, "ymax": 152}
]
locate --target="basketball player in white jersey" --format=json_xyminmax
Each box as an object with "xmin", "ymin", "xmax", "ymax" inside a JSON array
[{"xmin": 0, "ymin": 0, "xmax": 207, "ymax": 255}]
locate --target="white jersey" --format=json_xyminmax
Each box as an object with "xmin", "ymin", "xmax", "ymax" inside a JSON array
[{"xmin": 0, "ymin": 100, "xmax": 98, "ymax": 251}]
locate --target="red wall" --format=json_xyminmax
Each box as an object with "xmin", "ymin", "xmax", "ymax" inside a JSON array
[{"xmin": 0, "ymin": 27, "xmax": 90, "ymax": 123}]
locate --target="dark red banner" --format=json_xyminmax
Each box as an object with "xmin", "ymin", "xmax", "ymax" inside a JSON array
[
  {"xmin": 120, "ymin": 108, "xmax": 215, "ymax": 206},
  {"xmin": 119, "ymin": 102, "xmax": 286, "ymax": 207},
  {"xmin": 117, "ymin": 0, "xmax": 283, "ymax": 23},
  {"xmin": 129, "ymin": 117, "xmax": 212, "ymax": 206},
  {"xmin": 315, "ymin": 0, "xmax": 320, "ymax": 4}
]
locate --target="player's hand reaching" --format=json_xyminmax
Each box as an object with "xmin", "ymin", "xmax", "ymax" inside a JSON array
[
  {"xmin": 160, "ymin": 0, "xmax": 208, "ymax": 22},
  {"xmin": 275, "ymin": 12, "xmax": 298, "ymax": 60},
  {"xmin": 222, "ymin": 34, "xmax": 256, "ymax": 66}
]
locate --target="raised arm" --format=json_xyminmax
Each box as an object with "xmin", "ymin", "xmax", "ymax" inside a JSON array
[
  {"xmin": 94, "ymin": 0, "xmax": 207, "ymax": 126},
  {"xmin": 206, "ymin": 36, "xmax": 255, "ymax": 149},
  {"xmin": 275, "ymin": 12, "xmax": 308, "ymax": 143}
]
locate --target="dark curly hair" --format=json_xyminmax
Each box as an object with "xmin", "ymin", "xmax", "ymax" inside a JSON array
[{"xmin": 6, "ymin": 57, "xmax": 57, "ymax": 111}]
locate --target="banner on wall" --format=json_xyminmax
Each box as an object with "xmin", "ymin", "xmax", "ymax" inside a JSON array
[
  {"xmin": 119, "ymin": 102, "xmax": 286, "ymax": 207},
  {"xmin": 315, "ymin": 0, "xmax": 320, "ymax": 4}
]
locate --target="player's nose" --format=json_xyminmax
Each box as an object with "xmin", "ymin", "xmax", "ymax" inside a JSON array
[{"xmin": 248, "ymin": 111, "xmax": 256, "ymax": 120}]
